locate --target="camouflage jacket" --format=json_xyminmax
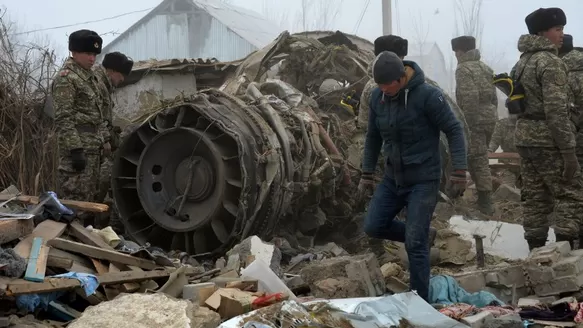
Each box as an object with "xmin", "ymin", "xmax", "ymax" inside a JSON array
[
  {"xmin": 52, "ymin": 58, "xmax": 107, "ymax": 153},
  {"xmin": 455, "ymin": 49, "xmax": 498, "ymax": 127},
  {"xmin": 562, "ymin": 48, "xmax": 583, "ymax": 153},
  {"xmin": 511, "ymin": 34, "xmax": 575, "ymax": 150},
  {"xmin": 93, "ymin": 65, "xmax": 114, "ymax": 124},
  {"xmin": 488, "ymin": 117, "xmax": 517, "ymax": 152}
]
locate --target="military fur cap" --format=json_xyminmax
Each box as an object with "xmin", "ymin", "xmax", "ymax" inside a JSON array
[
  {"xmin": 103, "ymin": 52, "xmax": 134, "ymax": 76},
  {"xmin": 525, "ymin": 8, "xmax": 566, "ymax": 35},
  {"xmin": 374, "ymin": 35, "xmax": 408, "ymax": 57},
  {"xmin": 451, "ymin": 36, "xmax": 476, "ymax": 52},
  {"xmin": 69, "ymin": 29, "xmax": 103, "ymax": 54},
  {"xmin": 559, "ymin": 34, "xmax": 573, "ymax": 56}
]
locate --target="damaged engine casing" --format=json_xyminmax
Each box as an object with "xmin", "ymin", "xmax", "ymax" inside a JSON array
[{"xmin": 112, "ymin": 87, "xmax": 350, "ymax": 254}]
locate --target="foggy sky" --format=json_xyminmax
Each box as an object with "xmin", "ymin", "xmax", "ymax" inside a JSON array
[{"xmin": 2, "ymin": 0, "xmax": 582, "ymax": 73}]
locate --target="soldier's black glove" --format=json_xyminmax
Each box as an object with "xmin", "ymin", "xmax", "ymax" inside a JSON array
[
  {"xmin": 561, "ymin": 150, "xmax": 580, "ymax": 181},
  {"xmin": 70, "ymin": 148, "xmax": 86, "ymax": 172}
]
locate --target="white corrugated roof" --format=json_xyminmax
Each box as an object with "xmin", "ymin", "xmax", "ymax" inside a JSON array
[{"xmin": 192, "ymin": 0, "xmax": 283, "ymax": 48}]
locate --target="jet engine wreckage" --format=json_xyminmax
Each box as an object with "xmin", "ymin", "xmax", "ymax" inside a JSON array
[{"xmin": 112, "ymin": 31, "xmax": 469, "ymax": 255}]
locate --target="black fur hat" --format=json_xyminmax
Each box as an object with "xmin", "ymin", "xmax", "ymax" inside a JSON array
[
  {"xmin": 451, "ymin": 36, "xmax": 476, "ymax": 52},
  {"xmin": 103, "ymin": 52, "xmax": 134, "ymax": 76},
  {"xmin": 69, "ymin": 29, "xmax": 102, "ymax": 54},
  {"xmin": 374, "ymin": 35, "xmax": 408, "ymax": 57},
  {"xmin": 525, "ymin": 8, "xmax": 566, "ymax": 34}
]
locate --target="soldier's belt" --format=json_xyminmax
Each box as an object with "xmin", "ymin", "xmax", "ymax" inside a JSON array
[{"xmin": 76, "ymin": 124, "xmax": 98, "ymax": 133}]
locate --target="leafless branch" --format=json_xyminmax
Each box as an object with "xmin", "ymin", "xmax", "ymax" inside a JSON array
[{"xmin": 0, "ymin": 11, "xmax": 59, "ymax": 194}]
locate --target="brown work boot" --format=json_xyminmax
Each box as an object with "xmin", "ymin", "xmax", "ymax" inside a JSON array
[{"xmin": 477, "ymin": 191, "xmax": 495, "ymax": 216}]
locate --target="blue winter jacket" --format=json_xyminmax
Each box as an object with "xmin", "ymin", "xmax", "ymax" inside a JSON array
[{"xmin": 362, "ymin": 60, "xmax": 467, "ymax": 186}]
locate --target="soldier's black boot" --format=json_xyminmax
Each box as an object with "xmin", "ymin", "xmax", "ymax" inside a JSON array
[
  {"xmin": 556, "ymin": 235, "xmax": 576, "ymax": 250},
  {"xmin": 526, "ymin": 239, "xmax": 546, "ymax": 251},
  {"xmin": 477, "ymin": 191, "xmax": 495, "ymax": 216}
]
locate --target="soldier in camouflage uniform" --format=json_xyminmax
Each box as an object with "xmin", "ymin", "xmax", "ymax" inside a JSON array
[
  {"xmin": 93, "ymin": 52, "xmax": 133, "ymax": 231},
  {"xmin": 452, "ymin": 36, "xmax": 498, "ymax": 215},
  {"xmin": 560, "ymin": 35, "xmax": 583, "ymax": 164},
  {"xmin": 489, "ymin": 116, "xmax": 517, "ymax": 153},
  {"xmin": 488, "ymin": 116, "xmax": 519, "ymax": 186},
  {"xmin": 52, "ymin": 30, "xmax": 107, "ymax": 205},
  {"xmin": 513, "ymin": 8, "xmax": 583, "ymax": 250}
]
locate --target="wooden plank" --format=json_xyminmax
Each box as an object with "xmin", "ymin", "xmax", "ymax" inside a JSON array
[
  {"xmin": 14, "ymin": 220, "xmax": 67, "ymax": 259},
  {"xmin": 69, "ymin": 221, "xmax": 147, "ymax": 290},
  {"xmin": 108, "ymin": 263, "xmax": 139, "ymax": 292},
  {"xmin": 47, "ymin": 238, "xmax": 157, "ymax": 270},
  {"xmin": 24, "ymin": 238, "xmax": 48, "ymax": 282},
  {"xmin": 91, "ymin": 259, "xmax": 120, "ymax": 300},
  {"xmin": 6, "ymin": 267, "xmax": 210, "ymax": 295},
  {"xmin": 0, "ymin": 219, "xmax": 34, "ymax": 244},
  {"xmin": 488, "ymin": 152, "xmax": 520, "ymax": 160},
  {"xmin": 0, "ymin": 194, "xmax": 109, "ymax": 213},
  {"xmin": 48, "ymin": 248, "xmax": 95, "ymax": 271},
  {"xmin": 69, "ymin": 221, "xmax": 111, "ymax": 249}
]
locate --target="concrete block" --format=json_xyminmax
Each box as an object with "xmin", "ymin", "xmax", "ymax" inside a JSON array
[
  {"xmin": 525, "ymin": 265, "xmax": 555, "ymax": 285},
  {"xmin": 534, "ymin": 273, "xmax": 583, "ymax": 296},
  {"xmin": 485, "ymin": 265, "xmax": 526, "ymax": 288},
  {"xmin": 455, "ymin": 272, "xmax": 487, "ymax": 293},
  {"xmin": 461, "ymin": 311, "xmax": 494, "ymax": 328},
  {"xmin": 552, "ymin": 255, "xmax": 583, "ymax": 278},
  {"xmin": 182, "ymin": 282, "xmax": 216, "ymax": 303},
  {"xmin": 300, "ymin": 253, "xmax": 385, "ymax": 297},
  {"xmin": 528, "ymin": 242, "xmax": 571, "ymax": 265},
  {"xmin": 483, "ymin": 313, "xmax": 522, "ymax": 328},
  {"xmin": 345, "ymin": 254, "xmax": 385, "ymax": 296},
  {"xmin": 517, "ymin": 295, "xmax": 558, "ymax": 307},
  {"xmin": 517, "ymin": 297, "xmax": 540, "ymax": 308}
]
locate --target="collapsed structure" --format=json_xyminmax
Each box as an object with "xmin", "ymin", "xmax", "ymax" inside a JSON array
[{"xmin": 111, "ymin": 31, "xmax": 470, "ymax": 255}]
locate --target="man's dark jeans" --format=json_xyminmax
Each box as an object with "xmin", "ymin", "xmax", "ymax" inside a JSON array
[{"xmin": 364, "ymin": 175, "xmax": 440, "ymax": 301}]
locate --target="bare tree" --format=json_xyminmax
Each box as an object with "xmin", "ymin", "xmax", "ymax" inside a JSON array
[
  {"xmin": 262, "ymin": 0, "xmax": 291, "ymax": 31},
  {"xmin": 409, "ymin": 11, "xmax": 430, "ymax": 68},
  {"xmin": 293, "ymin": 0, "xmax": 340, "ymax": 32},
  {"xmin": 0, "ymin": 10, "xmax": 60, "ymax": 194},
  {"xmin": 453, "ymin": 0, "xmax": 484, "ymax": 45}
]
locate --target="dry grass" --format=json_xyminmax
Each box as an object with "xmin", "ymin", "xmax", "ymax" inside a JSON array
[{"xmin": 0, "ymin": 13, "xmax": 59, "ymax": 194}]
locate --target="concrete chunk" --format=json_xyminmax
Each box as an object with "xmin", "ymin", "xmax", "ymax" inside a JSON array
[
  {"xmin": 525, "ymin": 265, "xmax": 554, "ymax": 285},
  {"xmin": 300, "ymin": 253, "xmax": 385, "ymax": 297},
  {"xmin": 482, "ymin": 313, "xmax": 522, "ymax": 328},
  {"xmin": 552, "ymin": 255, "xmax": 583, "ymax": 278},
  {"xmin": 534, "ymin": 273, "xmax": 583, "ymax": 296},
  {"xmin": 461, "ymin": 311, "xmax": 494, "ymax": 328},
  {"xmin": 492, "ymin": 184, "xmax": 521, "ymax": 203},
  {"xmin": 485, "ymin": 265, "xmax": 526, "ymax": 288}
]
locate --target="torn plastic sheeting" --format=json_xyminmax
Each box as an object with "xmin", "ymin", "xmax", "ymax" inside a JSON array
[{"xmin": 219, "ymin": 292, "xmax": 469, "ymax": 328}]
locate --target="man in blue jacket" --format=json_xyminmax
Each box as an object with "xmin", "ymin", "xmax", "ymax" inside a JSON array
[{"xmin": 358, "ymin": 51, "xmax": 468, "ymax": 301}]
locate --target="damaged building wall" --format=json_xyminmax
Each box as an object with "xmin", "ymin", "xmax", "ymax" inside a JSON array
[{"xmin": 112, "ymin": 72, "xmax": 197, "ymax": 127}]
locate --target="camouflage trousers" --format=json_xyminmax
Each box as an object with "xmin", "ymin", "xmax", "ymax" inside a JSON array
[
  {"xmin": 518, "ymin": 147, "xmax": 583, "ymax": 241},
  {"xmin": 467, "ymin": 123, "xmax": 495, "ymax": 192},
  {"xmin": 57, "ymin": 152, "xmax": 101, "ymax": 203}
]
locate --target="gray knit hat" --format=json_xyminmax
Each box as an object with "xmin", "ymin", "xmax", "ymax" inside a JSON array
[{"xmin": 373, "ymin": 51, "xmax": 405, "ymax": 84}]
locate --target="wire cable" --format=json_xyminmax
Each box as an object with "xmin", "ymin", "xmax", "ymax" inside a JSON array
[
  {"xmin": 352, "ymin": 0, "xmax": 371, "ymax": 34},
  {"xmin": 11, "ymin": 7, "xmax": 154, "ymax": 36}
]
